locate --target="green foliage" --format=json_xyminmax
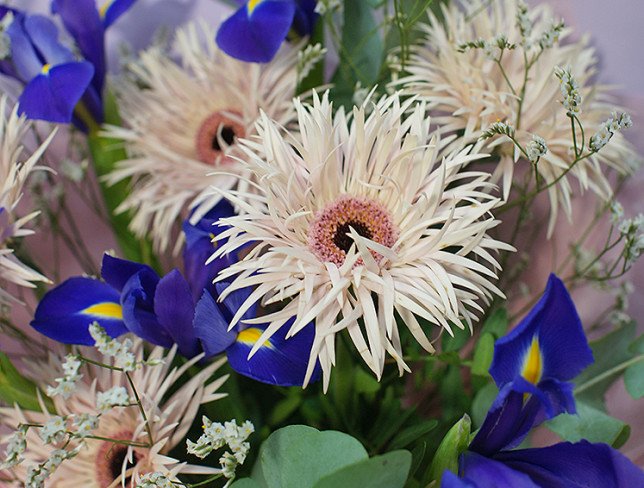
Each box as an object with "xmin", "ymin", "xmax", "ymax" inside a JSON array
[
  {"xmin": 428, "ymin": 414, "xmax": 471, "ymax": 484},
  {"xmin": 546, "ymin": 401, "xmax": 631, "ymax": 448},
  {"xmin": 574, "ymin": 322, "xmax": 638, "ymax": 410},
  {"xmin": 480, "ymin": 308, "xmax": 509, "ymax": 339},
  {"xmin": 471, "ymin": 332, "xmax": 495, "ymax": 377},
  {"xmin": 0, "ymin": 353, "xmax": 52, "ymax": 412},
  {"xmin": 330, "ymin": 1, "xmax": 383, "ymax": 108},
  {"xmin": 624, "ymin": 334, "xmax": 644, "ymax": 399},
  {"xmin": 235, "ymin": 425, "xmax": 410, "ymax": 488},
  {"xmin": 87, "ymin": 92, "xmax": 157, "ymax": 267},
  {"xmin": 470, "ymin": 382, "xmax": 498, "ymax": 428}
]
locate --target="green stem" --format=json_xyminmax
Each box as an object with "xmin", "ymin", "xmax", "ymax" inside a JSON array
[
  {"xmin": 574, "ymin": 355, "xmax": 644, "ymax": 395},
  {"xmin": 125, "ymin": 371, "xmax": 154, "ymax": 447}
]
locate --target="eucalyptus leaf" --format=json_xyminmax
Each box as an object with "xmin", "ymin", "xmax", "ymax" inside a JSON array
[
  {"xmin": 546, "ymin": 401, "xmax": 631, "ymax": 448},
  {"xmin": 252, "ymin": 425, "xmax": 368, "ymax": 488},
  {"xmin": 230, "ymin": 479, "xmax": 262, "ymax": 488},
  {"xmin": 313, "ymin": 450, "xmax": 412, "ymax": 488}
]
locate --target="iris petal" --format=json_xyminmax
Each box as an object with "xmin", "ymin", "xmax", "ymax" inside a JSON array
[
  {"xmin": 51, "ymin": 0, "xmax": 105, "ymax": 93},
  {"xmin": 154, "ymin": 269, "xmax": 201, "ymax": 358},
  {"xmin": 216, "ymin": 0, "xmax": 296, "ymax": 62},
  {"xmin": 455, "ymin": 452, "xmax": 540, "ymax": 488},
  {"xmin": 495, "ymin": 440, "xmax": 644, "ymax": 488},
  {"xmin": 490, "ymin": 275, "xmax": 593, "ymax": 387},
  {"xmin": 121, "ymin": 270, "xmax": 173, "ymax": 347},
  {"xmin": 193, "ymin": 290, "xmax": 238, "ymax": 356},
  {"xmin": 31, "ymin": 277, "xmax": 127, "ymax": 345},
  {"xmin": 23, "ymin": 14, "xmax": 75, "ymax": 66},
  {"xmin": 18, "ymin": 61, "xmax": 94, "ymax": 123},
  {"xmin": 100, "ymin": 0, "xmax": 136, "ymax": 28},
  {"xmin": 226, "ymin": 319, "xmax": 320, "ymax": 386},
  {"xmin": 101, "ymin": 253, "xmax": 155, "ymax": 292}
]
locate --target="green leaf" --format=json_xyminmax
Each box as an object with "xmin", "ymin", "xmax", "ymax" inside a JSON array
[
  {"xmin": 471, "ymin": 382, "xmax": 498, "ymax": 428},
  {"xmin": 252, "ymin": 425, "xmax": 368, "ymax": 488},
  {"xmin": 574, "ymin": 323, "xmax": 636, "ymax": 411},
  {"xmin": 230, "ymin": 480, "xmax": 262, "ymax": 488},
  {"xmin": 428, "ymin": 414, "xmax": 471, "ymax": 484},
  {"xmin": 354, "ymin": 367, "xmax": 381, "ymax": 394},
  {"xmin": 546, "ymin": 401, "xmax": 631, "ymax": 448},
  {"xmin": 330, "ymin": 1, "xmax": 383, "ymax": 108},
  {"xmin": 471, "ymin": 333, "xmax": 495, "ymax": 377},
  {"xmin": 624, "ymin": 335, "xmax": 644, "ymax": 399},
  {"xmin": 0, "ymin": 353, "xmax": 53, "ymax": 412},
  {"xmin": 313, "ymin": 450, "xmax": 411, "ymax": 488},
  {"xmin": 389, "ymin": 419, "xmax": 438, "ymax": 450},
  {"xmin": 481, "ymin": 308, "xmax": 509, "ymax": 339},
  {"xmin": 268, "ymin": 394, "xmax": 302, "ymax": 426}
]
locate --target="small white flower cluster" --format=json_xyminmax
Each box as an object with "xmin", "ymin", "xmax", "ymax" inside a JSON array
[
  {"xmin": 0, "ymin": 426, "xmax": 28, "ymax": 469},
  {"xmin": 314, "ymin": 0, "xmax": 341, "ymax": 15},
  {"xmin": 458, "ymin": 35, "xmax": 516, "ymax": 60},
  {"xmin": 46, "ymin": 355, "xmax": 82, "ymax": 399},
  {"xmin": 526, "ymin": 135, "xmax": 548, "ymax": 163},
  {"xmin": 25, "ymin": 447, "xmax": 80, "ymax": 488},
  {"xmin": 554, "ymin": 66, "xmax": 582, "ymax": 116},
  {"xmin": 589, "ymin": 112, "xmax": 632, "ymax": 153},
  {"xmin": 515, "ymin": 1, "xmax": 532, "ymax": 47},
  {"xmin": 96, "ymin": 386, "xmax": 131, "ymax": 412},
  {"xmin": 610, "ymin": 201, "xmax": 625, "ymax": 224},
  {"xmin": 186, "ymin": 417, "xmax": 254, "ymax": 479},
  {"xmin": 297, "ymin": 43, "xmax": 327, "ymax": 82},
  {"xmin": 72, "ymin": 413, "xmax": 99, "ymax": 438},
  {"xmin": 0, "ymin": 11, "xmax": 13, "ymax": 59},
  {"xmin": 480, "ymin": 121, "xmax": 515, "ymax": 140},
  {"xmin": 39, "ymin": 417, "xmax": 66, "ymax": 445},
  {"xmin": 89, "ymin": 322, "xmax": 137, "ymax": 371},
  {"xmin": 538, "ymin": 19, "xmax": 564, "ymax": 49},
  {"xmin": 136, "ymin": 472, "xmax": 176, "ymax": 488},
  {"xmin": 618, "ymin": 214, "xmax": 644, "ymax": 266}
]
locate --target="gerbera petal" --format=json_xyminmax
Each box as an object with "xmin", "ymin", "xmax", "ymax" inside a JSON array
[
  {"xmin": 226, "ymin": 319, "xmax": 320, "ymax": 386},
  {"xmin": 153, "ymin": 269, "xmax": 201, "ymax": 358},
  {"xmin": 489, "ymin": 274, "xmax": 593, "ymax": 387},
  {"xmin": 193, "ymin": 291, "xmax": 238, "ymax": 357},
  {"xmin": 495, "ymin": 441, "xmax": 644, "ymax": 488},
  {"xmin": 215, "ymin": 0, "xmax": 296, "ymax": 63},
  {"xmin": 31, "ymin": 277, "xmax": 127, "ymax": 345},
  {"xmin": 18, "ymin": 61, "xmax": 94, "ymax": 123}
]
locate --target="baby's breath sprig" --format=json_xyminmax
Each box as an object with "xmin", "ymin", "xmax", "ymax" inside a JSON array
[
  {"xmin": 297, "ymin": 43, "xmax": 327, "ymax": 84},
  {"xmin": 589, "ymin": 112, "xmax": 633, "ymax": 153}
]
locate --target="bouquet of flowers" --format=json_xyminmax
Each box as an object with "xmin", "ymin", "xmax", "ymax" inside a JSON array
[{"xmin": 0, "ymin": 0, "xmax": 642, "ymax": 486}]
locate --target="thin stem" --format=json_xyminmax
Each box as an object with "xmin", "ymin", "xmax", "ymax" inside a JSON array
[
  {"xmin": 125, "ymin": 371, "xmax": 154, "ymax": 447},
  {"xmin": 495, "ymin": 52, "xmax": 517, "ymax": 96},
  {"xmin": 574, "ymin": 355, "xmax": 644, "ymax": 395}
]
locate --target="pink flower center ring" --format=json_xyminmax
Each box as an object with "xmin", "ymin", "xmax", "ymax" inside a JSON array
[
  {"xmin": 308, "ymin": 195, "xmax": 398, "ymax": 266},
  {"xmin": 195, "ymin": 110, "xmax": 245, "ymax": 164}
]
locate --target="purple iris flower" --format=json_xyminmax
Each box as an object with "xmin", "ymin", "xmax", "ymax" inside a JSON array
[
  {"xmin": 31, "ymin": 201, "xmax": 319, "ymax": 386},
  {"xmin": 0, "ymin": 1, "xmax": 136, "ymax": 126},
  {"xmin": 216, "ymin": 0, "xmax": 318, "ymax": 63},
  {"xmin": 441, "ymin": 275, "xmax": 644, "ymax": 488}
]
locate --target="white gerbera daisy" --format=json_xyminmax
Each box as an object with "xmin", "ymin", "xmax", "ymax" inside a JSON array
[
  {"xmin": 104, "ymin": 22, "xmax": 301, "ymax": 252},
  {"xmin": 0, "ymin": 96, "xmax": 54, "ymax": 308},
  {"xmin": 399, "ymin": 0, "xmax": 640, "ymax": 235},
  {"xmin": 0, "ymin": 341, "xmax": 228, "ymax": 487},
  {"xmin": 213, "ymin": 92, "xmax": 512, "ymax": 389}
]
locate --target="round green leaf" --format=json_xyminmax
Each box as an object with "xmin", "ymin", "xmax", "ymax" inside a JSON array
[
  {"xmin": 313, "ymin": 450, "xmax": 412, "ymax": 488},
  {"xmin": 254, "ymin": 425, "xmax": 369, "ymax": 488}
]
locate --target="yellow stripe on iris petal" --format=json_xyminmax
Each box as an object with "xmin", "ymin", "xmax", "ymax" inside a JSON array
[
  {"xmin": 41, "ymin": 64, "xmax": 51, "ymax": 75},
  {"xmin": 521, "ymin": 337, "xmax": 543, "ymax": 385},
  {"xmin": 247, "ymin": 0, "xmax": 263, "ymax": 15},
  {"xmin": 99, "ymin": 0, "xmax": 114, "ymax": 18},
  {"xmin": 82, "ymin": 302, "xmax": 123, "ymax": 320},
  {"xmin": 237, "ymin": 328, "xmax": 272, "ymax": 349}
]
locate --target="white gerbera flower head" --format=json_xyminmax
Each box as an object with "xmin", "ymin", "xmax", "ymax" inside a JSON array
[
  {"xmin": 0, "ymin": 96, "xmax": 54, "ymax": 309},
  {"xmin": 104, "ymin": 21, "xmax": 302, "ymax": 252},
  {"xmin": 399, "ymin": 0, "xmax": 641, "ymax": 236},
  {"xmin": 0, "ymin": 341, "xmax": 228, "ymax": 487},
  {"xmin": 213, "ymin": 91, "xmax": 512, "ymax": 390}
]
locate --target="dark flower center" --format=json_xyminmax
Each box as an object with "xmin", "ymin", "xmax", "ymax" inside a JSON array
[
  {"xmin": 333, "ymin": 220, "xmax": 373, "ymax": 253},
  {"xmin": 211, "ymin": 125, "xmax": 237, "ymax": 152}
]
